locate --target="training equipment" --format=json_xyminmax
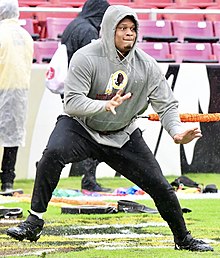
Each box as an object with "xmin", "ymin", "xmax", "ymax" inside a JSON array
[
  {"xmin": 0, "ymin": 207, "xmax": 23, "ymax": 219},
  {"xmin": 117, "ymin": 200, "xmax": 158, "ymax": 214},
  {"xmin": 145, "ymin": 113, "xmax": 220, "ymax": 122},
  {"xmin": 61, "ymin": 205, "xmax": 117, "ymax": 214}
]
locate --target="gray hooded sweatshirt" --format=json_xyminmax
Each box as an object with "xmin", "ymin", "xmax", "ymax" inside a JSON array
[{"xmin": 64, "ymin": 5, "xmax": 183, "ymax": 148}]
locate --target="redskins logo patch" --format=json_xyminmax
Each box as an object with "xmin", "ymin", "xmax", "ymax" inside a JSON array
[
  {"xmin": 105, "ymin": 70, "xmax": 128, "ymax": 94},
  {"xmin": 112, "ymin": 70, "xmax": 128, "ymax": 89}
]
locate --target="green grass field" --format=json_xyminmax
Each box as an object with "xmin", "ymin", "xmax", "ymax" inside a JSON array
[{"xmin": 0, "ymin": 173, "xmax": 219, "ymax": 257}]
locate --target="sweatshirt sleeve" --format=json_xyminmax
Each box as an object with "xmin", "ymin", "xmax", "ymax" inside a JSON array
[
  {"xmin": 147, "ymin": 62, "xmax": 184, "ymax": 137},
  {"xmin": 63, "ymin": 51, "xmax": 106, "ymax": 117}
]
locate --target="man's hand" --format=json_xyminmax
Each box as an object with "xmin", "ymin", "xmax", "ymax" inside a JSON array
[
  {"xmin": 105, "ymin": 89, "xmax": 132, "ymax": 115},
  {"xmin": 173, "ymin": 127, "xmax": 202, "ymax": 144}
]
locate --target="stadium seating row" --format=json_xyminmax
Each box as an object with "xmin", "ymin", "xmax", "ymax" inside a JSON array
[
  {"xmin": 19, "ymin": 1, "xmax": 220, "ymax": 64},
  {"xmin": 138, "ymin": 19, "xmax": 220, "ymax": 43},
  {"xmin": 33, "ymin": 40, "xmax": 220, "ymax": 64},
  {"xmin": 20, "ymin": 17, "xmax": 220, "ymax": 43},
  {"xmin": 18, "ymin": 2, "xmax": 220, "ymax": 38},
  {"xmin": 137, "ymin": 41, "xmax": 220, "ymax": 63},
  {"xmin": 18, "ymin": 0, "xmax": 220, "ymax": 9},
  {"xmin": 19, "ymin": 0, "xmax": 220, "ymax": 21},
  {"xmin": 33, "ymin": 40, "xmax": 59, "ymax": 63}
]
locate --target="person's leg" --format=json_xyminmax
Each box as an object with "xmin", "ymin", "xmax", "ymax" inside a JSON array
[
  {"xmin": 0, "ymin": 146, "xmax": 18, "ymax": 191},
  {"xmin": 80, "ymin": 158, "xmax": 112, "ymax": 192},
  {"xmin": 81, "ymin": 158, "xmax": 99, "ymax": 189},
  {"xmin": 101, "ymin": 129, "xmax": 213, "ymax": 251},
  {"xmin": 31, "ymin": 116, "xmax": 90, "ymax": 213},
  {"xmin": 7, "ymin": 116, "xmax": 93, "ymax": 241},
  {"xmin": 7, "ymin": 124, "xmax": 213, "ymax": 250}
]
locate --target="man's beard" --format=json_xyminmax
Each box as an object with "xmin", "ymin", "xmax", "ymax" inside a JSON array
[{"xmin": 124, "ymin": 43, "xmax": 133, "ymax": 50}]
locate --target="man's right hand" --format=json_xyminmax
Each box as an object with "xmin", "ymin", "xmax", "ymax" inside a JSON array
[{"xmin": 105, "ymin": 89, "xmax": 131, "ymax": 115}]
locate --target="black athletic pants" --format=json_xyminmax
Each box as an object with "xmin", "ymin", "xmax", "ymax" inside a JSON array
[{"xmin": 31, "ymin": 115, "xmax": 188, "ymax": 243}]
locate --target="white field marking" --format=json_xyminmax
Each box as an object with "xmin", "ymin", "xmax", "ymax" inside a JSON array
[
  {"xmin": 69, "ymin": 222, "xmax": 167, "ymax": 230},
  {"xmin": 96, "ymin": 246, "xmax": 172, "ymax": 250},
  {"xmin": 20, "ymin": 249, "xmax": 55, "ymax": 256},
  {"xmin": 175, "ymin": 192, "xmax": 220, "ymax": 199},
  {"xmin": 92, "ymin": 238, "xmax": 217, "ymax": 251},
  {"xmin": 0, "ymin": 199, "xmax": 19, "ymax": 204},
  {"xmin": 84, "ymin": 239, "xmax": 174, "ymax": 250},
  {"xmin": 198, "ymin": 239, "xmax": 217, "ymax": 244},
  {"xmin": 85, "ymin": 241, "xmax": 135, "ymax": 247},
  {"xmin": 85, "ymin": 241, "xmax": 173, "ymax": 250},
  {"xmin": 84, "ymin": 239, "xmax": 173, "ymax": 246},
  {"xmin": 66, "ymin": 233, "xmax": 164, "ymax": 239},
  {"xmin": 0, "ymin": 219, "xmax": 22, "ymax": 224}
]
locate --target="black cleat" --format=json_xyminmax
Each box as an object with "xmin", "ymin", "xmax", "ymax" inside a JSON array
[
  {"xmin": 6, "ymin": 212, "xmax": 44, "ymax": 242},
  {"xmin": 175, "ymin": 233, "xmax": 214, "ymax": 252}
]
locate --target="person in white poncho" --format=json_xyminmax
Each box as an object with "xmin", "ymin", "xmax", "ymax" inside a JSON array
[{"xmin": 0, "ymin": 0, "xmax": 33, "ymax": 191}]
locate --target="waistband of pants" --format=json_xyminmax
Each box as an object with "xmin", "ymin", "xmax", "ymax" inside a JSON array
[{"xmin": 96, "ymin": 127, "xmax": 126, "ymax": 135}]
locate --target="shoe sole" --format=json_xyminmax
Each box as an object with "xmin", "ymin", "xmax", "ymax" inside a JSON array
[
  {"xmin": 7, "ymin": 231, "xmax": 41, "ymax": 242},
  {"xmin": 0, "ymin": 189, "xmax": 23, "ymax": 196},
  {"xmin": 175, "ymin": 245, "xmax": 214, "ymax": 252},
  {"xmin": 176, "ymin": 247, "xmax": 214, "ymax": 252}
]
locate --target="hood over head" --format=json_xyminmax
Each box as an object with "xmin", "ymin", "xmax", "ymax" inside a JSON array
[
  {"xmin": 78, "ymin": 0, "xmax": 110, "ymax": 30},
  {"xmin": 100, "ymin": 5, "xmax": 139, "ymax": 62},
  {"xmin": 0, "ymin": 0, "xmax": 19, "ymax": 21}
]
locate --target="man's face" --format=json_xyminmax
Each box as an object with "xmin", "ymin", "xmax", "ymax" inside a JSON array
[{"xmin": 115, "ymin": 17, "xmax": 137, "ymax": 56}]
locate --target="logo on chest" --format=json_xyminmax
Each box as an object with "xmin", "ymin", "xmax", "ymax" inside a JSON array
[{"xmin": 105, "ymin": 70, "xmax": 128, "ymax": 94}]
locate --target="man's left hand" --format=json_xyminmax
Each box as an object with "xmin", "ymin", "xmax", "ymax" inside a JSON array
[{"xmin": 173, "ymin": 127, "xmax": 202, "ymax": 144}]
